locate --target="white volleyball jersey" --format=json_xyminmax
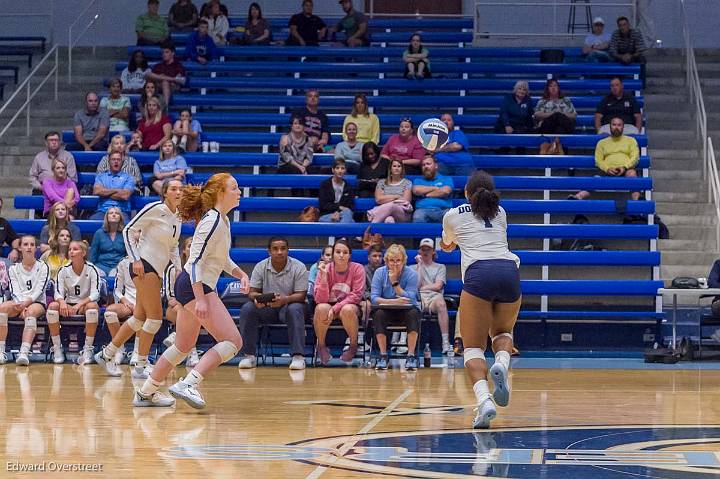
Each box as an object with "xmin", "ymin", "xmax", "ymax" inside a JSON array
[
  {"xmin": 123, "ymin": 201, "xmax": 182, "ymax": 275},
  {"xmin": 442, "ymin": 204, "xmax": 520, "ymax": 280},
  {"xmin": 184, "ymin": 208, "xmax": 238, "ymax": 288},
  {"xmin": 9, "ymin": 261, "xmax": 50, "ymax": 305},
  {"xmin": 114, "ymin": 257, "xmax": 136, "ymax": 306},
  {"xmin": 162, "ymin": 263, "xmax": 177, "ymax": 301},
  {"xmin": 54, "ymin": 262, "xmax": 101, "ymax": 304}
]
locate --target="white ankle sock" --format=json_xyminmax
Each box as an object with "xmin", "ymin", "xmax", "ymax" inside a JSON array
[
  {"xmin": 495, "ymin": 350, "xmax": 511, "ymax": 370},
  {"xmin": 136, "ymin": 355, "xmax": 148, "ymax": 368},
  {"xmin": 0, "ymin": 341, "xmax": 5, "ymax": 352},
  {"xmin": 140, "ymin": 377, "xmax": 162, "ymax": 396},
  {"xmin": 182, "ymin": 369, "xmax": 204, "ymax": 386},
  {"xmin": 442, "ymin": 334, "xmax": 450, "ymax": 344},
  {"xmin": 20, "ymin": 342, "xmax": 31, "ymax": 354},
  {"xmin": 473, "ymin": 379, "xmax": 491, "ymax": 404},
  {"xmin": 52, "ymin": 335, "xmax": 62, "ymax": 348},
  {"xmin": 104, "ymin": 342, "xmax": 119, "ymax": 359},
  {"xmin": 133, "ymin": 336, "xmax": 140, "ymax": 354},
  {"xmin": 85, "ymin": 336, "xmax": 95, "ymax": 348}
]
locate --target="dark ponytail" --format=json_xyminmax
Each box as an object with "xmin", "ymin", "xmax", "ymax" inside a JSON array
[{"xmin": 466, "ymin": 170, "xmax": 500, "ymax": 221}]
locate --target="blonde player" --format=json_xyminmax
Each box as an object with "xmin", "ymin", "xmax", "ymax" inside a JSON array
[
  {"xmin": 441, "ymin": 170, "xmax": 521, "ymax": 429},
  {"xmin": 95, "ymin": 179, "xmax": 183, "ymax": 378},
  {"xmin": 0, "ymin": 236, "xmax": 50, "ymax": 365},
  {"xmin": 104, "ymin": 256, "xmax": 138, "ymax": 364},
  {"xmin": 47, "ymin": 240, "xmax": 101, "ymax": 365},
  {"xmin": 135, "ymin": 173, "xmax": 249, "ymax": 409}
]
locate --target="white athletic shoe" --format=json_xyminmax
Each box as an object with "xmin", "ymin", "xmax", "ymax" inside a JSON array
[
  {"xmin": 186, "ymin": 349, "xmax": 200, "ymax": 368},
  {"xmin": 442, "ymin": 341, "xmax": 452, "ymax": 355},
  {"xmin": 77, "ymin": 346, "xmax": 95, "ymax": 365},
  {"xmin": 129, "ymin": 351, "xmax": 139, "ymax": 367},
  {"xmin": 133, "ymin": 390, "xmax": 176, "ymax": 408},
  {"xmin": 237, "ymin": 355, "xmax": 257, "ymax": 369},
  {"xmin": 289, "ymin": 355, "xmax": 306, "ymax": 370},
  {"xmin": 163, "ymin": 332, "xmax": 176, "ymax": 348},
  {"xmin": 15, "ymin": 351, "xmax": 30, "ymax": 366},
  {"xmin": 51, "ymin": 346, "xmax": 65, "ymax": 364},
  {"xmin": 490, "ymin": 361, "xmax": 511, "ymax": 407},
  {"xmin": 472, "ymin": 398, "xmax": 497, "ymax": 429},
  {"xmin": 169, "ymin": 379, "xmax": 206, "ymax": 409},
  {"xmin": 131, "ymin": 364, "xmax": 153, "ymax": 380},
  {"xmin": 0, "ymin": 351, "xmax": 7, "ymax": 364},
  {"xmin": 94, "ymin": 349, "xmax": 122, "ymax": 377},
  {"xmin": 114, "ymin": 349, "xmax": 125, "ymax": 365}
]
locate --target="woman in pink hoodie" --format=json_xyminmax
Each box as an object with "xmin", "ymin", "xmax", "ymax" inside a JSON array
[{"xmin": 313, "ymin": 239, "xmax": 366, "ymax": 365}]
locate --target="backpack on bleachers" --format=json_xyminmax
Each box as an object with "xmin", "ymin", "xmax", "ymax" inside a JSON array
[
  {"xmin": 299, "ymin": 206, "xmax": 319, "ymax": 222},
  {"xmin": 539, "ymin": 137, "xmax": 565, "ymax": 155}
]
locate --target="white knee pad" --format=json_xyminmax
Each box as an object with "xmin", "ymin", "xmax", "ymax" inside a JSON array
[
  {"xmin": 126, "ymin": 316, "xmax": 143, "ymax": 332},
  {"xmin": 464, "ymin": 347, "xmax": 486, "ymax": 367},
  {"xmin": 46, "ymin": 310, "xmax": 59, "ymax": 324},
  {"xmin": 491, "ymin": 332, "xmax": 513, "ymax": 343},
  {"xmin": 163, "ymin": 344, "xmax": 189, "ymax": 366},
  {"xmin": 104, "ymin": 311, "xmax": 119, "ymax": 324},
  {"xmin": 141, "ymin": 318, "xmax": 162, "ymax": 335},
  {"xmin": 85, "ymin": 309, "xmax": 99, "ymax": 324},
  {"xmin": 213, "ymin": 340, "xmax": 239, "ymax": 363},
  {"xmin": 25, "ymin": 317, "xmax": 37, "ymax": 332},
  {"xmin": 0, "ymin": 312, "xmax": 7, "ymax": 326}
]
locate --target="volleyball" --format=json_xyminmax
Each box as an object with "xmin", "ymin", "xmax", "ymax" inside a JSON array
[{"xmin": 417, "ymin": 118, "xmax": 450, "ymax": 150}]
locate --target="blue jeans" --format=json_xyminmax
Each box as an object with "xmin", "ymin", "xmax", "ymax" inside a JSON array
[
  {"xmin": 319, "ymin": 209, "xmax": 355, "ymax": 223},
  {"xmin": 413, "ymin": 208, "xmax": 448, "ymax": 223},
  {"xmin": 585, "ymin": 50, "xmax": 611, "ymax": 63}
]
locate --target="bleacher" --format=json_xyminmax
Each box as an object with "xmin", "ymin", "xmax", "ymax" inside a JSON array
[{"xmin": 11, "ymin": 16, "xmax": 662, "ymax": 353}]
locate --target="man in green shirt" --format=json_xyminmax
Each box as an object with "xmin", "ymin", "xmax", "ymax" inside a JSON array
[{"xmin": 136, "ymin": 0, "xmax": 169, "ymax": 46}]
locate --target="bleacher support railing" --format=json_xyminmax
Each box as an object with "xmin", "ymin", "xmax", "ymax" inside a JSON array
[
  {"xmin": 67, "ymin": 0, "xmax": 100, "ymax": 84},
  {"xmin": 0, "ymin": 46, "xmax": 58, "ymax": 140},
  {"xmin": 707, "ymin": 138, "xmax": 720, "ymax": 254}
]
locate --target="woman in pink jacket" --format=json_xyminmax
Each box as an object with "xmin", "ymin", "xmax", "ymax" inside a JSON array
[{"xmin": 313, "ymin": 239, "xmax": 365, "ymax": 366}]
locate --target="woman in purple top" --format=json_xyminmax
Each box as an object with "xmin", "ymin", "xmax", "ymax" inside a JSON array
[{"xmin": 41, "ymin": 159, "xmax": 80, "ymax": 216}]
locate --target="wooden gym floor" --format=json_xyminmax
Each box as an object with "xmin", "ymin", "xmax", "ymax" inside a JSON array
[{"xmin": 2, "ymin": 360, "xmax": 720, "ymax": 478}]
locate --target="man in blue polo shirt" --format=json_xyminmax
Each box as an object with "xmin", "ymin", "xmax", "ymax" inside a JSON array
[
  {"xmin": 90, "ymin": 151, "xmax": 135, "ymax": 222},
  {"xmin": 433, "ymin": 112, "xmax": 475, "ymax": 176},
  {"xmin": 412, "ymin": 155, "xmax": 454, "ymax": 223}
]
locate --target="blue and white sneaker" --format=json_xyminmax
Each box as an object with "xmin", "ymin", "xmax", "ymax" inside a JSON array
[
  {"xmin": 490, "ymin": 361, "xmax": 510, "ymax": 407},
  {"xmin": 375, "ymin": 355, "xmax": 389, "ymax": 370},
  {"xmin": 472, "ymin": 398, "xmax": 497, "ymax": 429},
  {"xmin": 169, "ymin": 379, "xmax": 206, "ymax": 409},
  {"xmin": 405, "ymin": 355, "xmax": 418, "ymax": 370}
]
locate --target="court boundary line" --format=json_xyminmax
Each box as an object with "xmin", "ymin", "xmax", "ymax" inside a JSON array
[{"xmin": 304, "ymin": 388, "xmax": 413, "ymax": 479}]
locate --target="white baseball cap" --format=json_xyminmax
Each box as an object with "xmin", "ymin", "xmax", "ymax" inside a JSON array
[
  {"xmin": 593, "ymin": 17, "xmax": 605, "ymax": 25},
  {"xmin": 419, "ymin": 238, "xmax": 434, "ymax": 249}
]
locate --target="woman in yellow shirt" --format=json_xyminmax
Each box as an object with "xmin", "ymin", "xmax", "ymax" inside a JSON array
[
  {"xmin": 40, "ymin": 228, "xmax": 72, "ymax": 281},
  {"xmin": 343, "ymin": 93, "xmax": 380, "ymax": 144}
]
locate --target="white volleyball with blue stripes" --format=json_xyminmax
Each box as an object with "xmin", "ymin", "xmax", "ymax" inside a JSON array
[{"xmin": 417, "ymin": 118, "xmax": 449, "ymax": 151}]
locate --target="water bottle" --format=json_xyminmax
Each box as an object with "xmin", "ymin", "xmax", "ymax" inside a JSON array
[
  {"xmin": 447, "ymin": 348, "xmax": 455, "ymax": 369},
  {"xmin": 423, "ymin": 343, "xmax": 432, "ymax": 368}
]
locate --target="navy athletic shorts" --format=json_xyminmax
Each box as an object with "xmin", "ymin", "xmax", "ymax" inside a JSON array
[
  {"xmin": 174, "ymin": 270, "xmax": 214, "ymax": 306},
  {"xmin": 463, "ymin": 259, "xmax": 521, "ymax": 303},
  {"xmin": 129, "ymin": 258, "xmax": 158, "ymax": 279}
]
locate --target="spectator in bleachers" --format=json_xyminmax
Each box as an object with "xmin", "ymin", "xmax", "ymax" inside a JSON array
[
  {"xmin": 332, "ymin": 0, "xmax": 370, "ymax": 47},
  {"xmin": 412, "ymin": 238, "xmax": 450, "ymax": 354},
  {"xmin": 30, "ymin": 131, "xmax": 77, "ymax": 195},
  {"xmin": 0, "ymin": 198, "xmax": 19, "ymax": 262},
  {"xmin": 136, "ymin": 0, "xmax": 169, "ymax": 46},
  {"xmin": 237, "ymin": 237, "xmax": 309, "ymax": 370},
  {"xmin": 495, "ymin": 80, "xmax": 534, "ymax": 135},
  {"xmin": 367, "ymin": 158, "xmax": 413, "ymax": 224},
  {"xmin": 73, "ymin": 92, "xmax": 110, "ymax": 152},
  {"xmin": 533, "ymin": 78, "xmax": 577, "ymax": 134},
  {"xmin": 146, "ymin": 43, "xmax": 187, "ymax": 108},
  {"xmin": 595, "ymin": 77, "xmax": 642, "ymax": 134},
  {"xmin": 199, "ymin": 0, "xmax": 228, "ymax": 19},
  {"xmin": 40, "ymin": 228, "xmax": 71, "ymax": 281},
  {"xmin": 168, "ymin": 0, "xmax": 199, "ymax": 33},
  {"xmin": 287, "ymin": 0, "xmax": 327, "ymax": 47},
  {"xmin": 313, "ymin": 239, "xmax": 365, "ymax": 365},
  {"xmin": 356, "ymin": 142, "xmax": 388, "ymax": 198},
  {"xmin": 609, "ymin": 16, "xmax": 646, "ymax": 66},
  {"xmin": 294, "ymin": 89, "xmax": 330, "ymax": 153},
  {"xmin": 412, "ymin": 155, "xmax": 454, "ymax": 223},
  {"xmin": 41, "ymin": 159, "xmax": 80, "ymax": 217},
  {"xmin": 204, "ymin": 1, "xmax": 229, "ymax": 45},
  {"xmin": 278, "ymin": 115, "xmax": 313, "ymax": 174},
  {"xmin": 172, "ymin": 108, "xmax": 202, "ymax": 152},
  {"xmin": 97, "ymin": 135, "xmax": 143, "ymax": 193},
  {"xmin": 138, "ymin": 97, "xmax": 173, "ymax": 151},
  {"xmin": 186, "ymin": 19, "xmax": 217, "ymax": 64},
  {"xmin": 90, "ymin": 152, "xmax": 134, "ymax": 222},
  {"xmin": 121, "ymin": 50, "xmax": 151, "ymax": 93},
  {"xmin": 343, "ymin": 93, "xmax": 380, "ymax": 144},
  {"xmin": 380, "ymin": 118, "xmax": 425, "ymax": 175},
  {"xmin": 308, "ymin": 245, "xmax": 333, "ymax": 302},
  {"xmin": 595, "ymin": 116, "xmax": 640, "ymax": 201},
  {"xmin": 318, "ymin": 158, "xmax": 355, "ymax": 223},
  {"xmin": 403, "ymin": 33, "xmax": 430, "ymax": 79},
  {"xmin": 101, "ymin": 78, "xmax": 131, "ymax": 133},
  {"xmin": 127, "ymin": 131, "xmax": 143, "ymax": 153},
  {"xmin": 334, "ymin": 122, "xmax": 363, "ymax": 173},
  {"xmin": 583, "ymin": 17, "xmax": 611, "ymax": 63},
  {"xmin": 433, "ymin": 113, "xmax": 474, "ymax": 176},
  {"xmin": 371, "ymin": 243, "xmax": 420, "ymax": 370},
  {"xmin": 364, "ymin": 244, "xmax": 383, "ymax": 295},
  {"xmin": 242, "ymin": 2, "xmax": 270, "ymax": 46},
  {"xmin": 139, "ymin": 81, "xmax": 167, "ymax": 123},
  {"xmin": 152, "ymin": 139, "xmax": 188, "ymax": 195},
  {"xmin": 39, "ymin": 202, "xmax": 81, "ymax": 253},
  {"xmin": 89, "ymin": 207, "xmax": 126, "ymax": 277}
]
